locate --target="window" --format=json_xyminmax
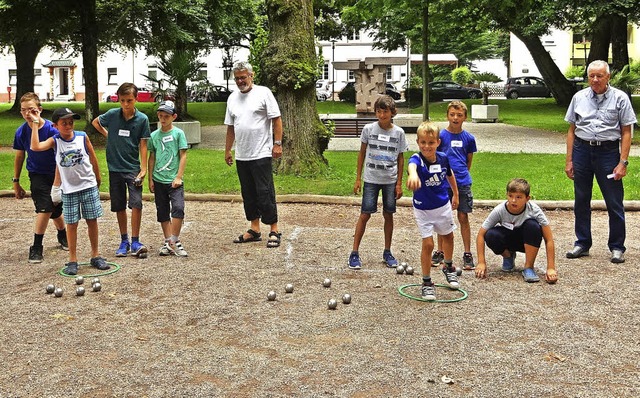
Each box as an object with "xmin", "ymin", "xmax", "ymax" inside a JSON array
[
  {"xmin": 34, "ymin": 69, "xmax": 42, "ymax": 86},
  {"xmin": 9, "ymin": 69, "xmax": 17, "ymax": 85},
  {"xmin": 107, "ymin": 68, "xmax": 118, "ymax": 85},
  {"xmin": 386, "ymin": 66, "xmax": 392, "ymax": 80},
  {"xmin": 348, "ymin": 70, "xmax": 354, "ymax": 80},
  {"xmin": 350, "ymin": 30, "xmax": 360, "ymax": 41},
  {"xmin": 322, "ymin": 62, "xmax": 329, "ymax": 80}
]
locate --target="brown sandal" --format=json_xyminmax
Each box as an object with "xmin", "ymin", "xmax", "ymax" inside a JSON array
[{"xmin": 233, "ymin": 229, "xmax": 262, "ymax": 243}]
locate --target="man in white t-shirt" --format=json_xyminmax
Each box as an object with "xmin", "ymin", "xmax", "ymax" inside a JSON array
[{"xmin": 224, "ymin": 62, "xmax": 284, "ymax": 248}]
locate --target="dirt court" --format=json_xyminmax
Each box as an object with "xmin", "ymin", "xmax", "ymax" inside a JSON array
[{"xmin": 0, "ymin": 195, "xmax": 638, "ymax": 397}]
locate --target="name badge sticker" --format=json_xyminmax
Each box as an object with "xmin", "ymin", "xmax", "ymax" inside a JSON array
[
  {"xmin": 429, "ymin": 164, "xmax": 442, "ymax": 173},
  {"xmin": 378, "ymin": 134, "xmax": 390, "ymax": 142},
  {"xmin": 162, "ymin": 135, "xmax": 174, "ymax": 143},
  {"xmin": 451, "ymin": 140, "xmax": 463, "ymax": 147},
  {"xmin": 118, "ymin": 129, "xmax": 131, "ymax": 137},
  {"xmin": 502, "ymin": 222, "xmax": 514, "ymax": 230}
]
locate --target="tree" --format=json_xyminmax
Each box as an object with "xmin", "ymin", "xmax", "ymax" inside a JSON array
[{"xmin": 263, "ymin": 0, "xmax": 330, "ymax": 175}]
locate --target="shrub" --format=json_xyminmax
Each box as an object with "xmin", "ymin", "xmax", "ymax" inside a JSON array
[
  {"xmin": 451, "ymin": 66, "xmax": 473, "ymax": 85},
  {"xmin": 338, "ymin": 84, "xmax": 355, "ymax": 102}
]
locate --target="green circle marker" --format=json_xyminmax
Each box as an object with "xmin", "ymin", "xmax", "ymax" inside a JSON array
[
  {"xmin": 58, "ymin": 261, "xmax": 121, "ymax": 278},
  {"xmin": 398, "ymin": 283, "xmax": 468, "ymax": 303}
]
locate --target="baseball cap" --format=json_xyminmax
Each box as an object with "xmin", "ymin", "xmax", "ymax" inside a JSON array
[
  {"xmin": 52, "ymin": 108, "xmax": 81, "ymax": 123},
  {"xmin": 157, "ymin": 100, "xmax": 176, "ymax": 115}
]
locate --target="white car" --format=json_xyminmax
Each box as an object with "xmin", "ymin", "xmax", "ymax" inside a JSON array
[{"xmin": 315, "ymin": 80, "xmax": 332, "ymax": 101}]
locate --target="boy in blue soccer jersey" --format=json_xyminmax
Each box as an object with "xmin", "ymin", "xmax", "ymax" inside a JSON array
[
  {"xmin": 407, "ymin": 122, "xmax": 460, "ymax": 300},
  {"xmin": 432, "ymin": 100, "xmax": 478, "ymax": 270}
]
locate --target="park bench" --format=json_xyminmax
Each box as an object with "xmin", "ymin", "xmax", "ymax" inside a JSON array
[{"xmin": 323, "ymin": 117, "xmax": 380, "ymax": 138}]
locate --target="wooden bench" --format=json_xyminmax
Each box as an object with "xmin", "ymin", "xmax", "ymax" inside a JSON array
[{"xmin": 323, "ymin": 117, "xmax": 379, "ymax": 137}]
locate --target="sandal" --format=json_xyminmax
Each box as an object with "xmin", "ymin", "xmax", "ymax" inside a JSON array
[
  {"xmin": 267, "ymin": 231, "xmax": 282, "ymax": 248},
  {"xmin": 233, "ymin": 229, "xmax": 262, "ymax": 243}
]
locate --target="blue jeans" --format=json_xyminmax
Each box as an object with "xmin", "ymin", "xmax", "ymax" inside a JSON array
[
  {"xmin": 572, "ymin": 139, "xmax": 625, "ymax": 252},
  {"xmin": 361, "ymin": 182, "xmax": 397, "ymax": 214}
]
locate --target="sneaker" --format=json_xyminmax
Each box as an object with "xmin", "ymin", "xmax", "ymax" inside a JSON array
[
  {"xmin": 173, "ymin": 241, "xmax": 188, "ymax": 257},
  {"xmin": 63, "ymin": 261, "xmax": 79, "ymax": 275},
  {"xmin": 522, "ymin": 268, "xmax": 540, "ymax": 283},
  {"xmin": 462, "ymin": 252, "xmax": 475, "ymax": 270},
  {"xmin": 421, "ymin": 283, "xmax": 436, "ymax": 300},
  {"xmin": 116, "ymin": 240, "xmax": 130, "ymax": 257},
  {"xmin": 58, "ymin": 234, "xmax": 69, "ymax": 251},
  {"xmin": 431, "ymin": 250, "xmax": 444, "ymax": 267},
  {"xmin": 90, "ymin": 256, "xmax": 110, "ymax": 270},
  {"xmin": 348, "ymin": 251, "xmax": 362, "ymax": 270},
  {"xmin": 131, "ymin": 241, "xmax": 148, "ymax": 258},
  {"xmin": 501, "ymin": 252, "xmax": 516, "ymax": 272},
  {"xmin": 442, "ymin": 266, "xmax": 460, "ymax": 289},
  {"xmin": 159, "ymin": 242, "xmax": 175, "ymax": 256},
  {"xmin": 383, "ymin": 250, "xmax": 398, "ymax": 268},
  {"xmin": 611, "ymin": 249, "xmax": 625, "ymax": 264},
  {"xmin": 28, "ymin": 245, "xmax": 44, "ymax": 264}
]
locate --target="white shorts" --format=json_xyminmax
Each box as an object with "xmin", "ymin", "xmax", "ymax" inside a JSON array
[{"xmin": 413, "ymin": 203, "xmax": 457, "ymax": 238}]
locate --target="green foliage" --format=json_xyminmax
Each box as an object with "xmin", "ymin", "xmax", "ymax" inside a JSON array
[
  {"xmin": 565, "ymin": 65, "xmax": 585, "ymax": 79},
  {"xmin": 472, "ymin": 72, "xmax": 502, "ymax": 83},
  {"xmin": 610, "ymin": 64, "xmax": 640, "ymax": 95},
  {"xmin": 248, "ymin": 16, "xmax": 269, "ymax": 85},
  {"xmin": 451, "ymin": 66, "xmax": 473, "ymax": 85},
  {"xmin": 338, "ymin": 84, "xmax": 356, "ymax": 102}
]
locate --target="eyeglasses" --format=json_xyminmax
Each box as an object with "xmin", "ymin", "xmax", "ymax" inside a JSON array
[
  {"xmin": 234, "ymin": 75, "xmax": 251, "ymax": 82},
  {"xmin": 20, "ymin": 108, "xmax": 37, "ymax": 114}
]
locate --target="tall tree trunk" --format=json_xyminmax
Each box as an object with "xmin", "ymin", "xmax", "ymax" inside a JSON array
[
  {"xmin": 79, "ymin": 0, "xmax": 100, "ymax": 137},
  {"xmin": 264, "ymin": 0, "xmax": 328, "ymax": 175},
  {"xmin": 10, "ymin": 38, "xmax": 42, "ymax": 112},
  {"xmin": 610, "ymin": 14, "xmax": 629, "ymax": 73},
  {"xmin": 514, "ymin": 33, "xmax": 576, "ymax": 107},
  {"xmin": 422, "ymin": 4, "xmax": 429, "ymax": 121},
  {"xmin": 587, "ymin": 14, "xmax": 611, "ymax": 66}
]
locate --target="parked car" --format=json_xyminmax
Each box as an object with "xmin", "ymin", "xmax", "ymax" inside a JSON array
[
  {"xmin": 316, "ymin": 80, "xmax": 332, "ymax": 101},
  {"xmin": 427, "ymin": 81, "xmax": 482, "ymax": 100},
  {"xmin": 504, "ymin": 76, "xmax": 552, "ymax": 99},
  {"xmin": 385, "ymin": 83, "xmax": 402, "ymax": 100},
  {"xmin": 337, "ymin": 81, "xmax": 403, "ymax": 102},
  {"xmin": 104, "ymin": 88, "xmax": 172, "ymax": 103}
]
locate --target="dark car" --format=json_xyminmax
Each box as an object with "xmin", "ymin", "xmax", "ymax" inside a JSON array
[
  {"xmin": 428, "ymin": 81, "xmax": 482, "ymax": 100},
  {"xmin": 188, "ymin": 84, "xmax": 232, "ymax": 102},
  {"xmin": 504, "ymin": 76, "xmax": 552, "ymax": 99},
  {"xmin": 385, "ymin": 83, "xmax": 402, "ymax": 100}
]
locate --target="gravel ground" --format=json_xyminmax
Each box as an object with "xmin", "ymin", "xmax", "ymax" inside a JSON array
[{"xmin": 1, "ymin": 195, "xmax": 639, "ymax": 397}]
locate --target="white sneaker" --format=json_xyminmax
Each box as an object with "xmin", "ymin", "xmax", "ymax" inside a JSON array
[
  {"xmin": 173, "ymin": 241, "xmax": 188, "ymax": 257},
  {"xmin": 159, "ymin": 242, "xmax": 175, "ymax": 256}
]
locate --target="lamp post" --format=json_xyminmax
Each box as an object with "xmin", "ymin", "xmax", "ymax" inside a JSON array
[{"xmin": 331, "ymin": 40, "xmax": 336, "ymax": 101}]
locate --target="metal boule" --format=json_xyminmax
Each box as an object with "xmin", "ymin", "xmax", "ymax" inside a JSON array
[
  {"xmin": 46, "ymin": 284, "xmax": 55, "ymax": 294},
  {"xmin": 342, "ymin": 294, "xmax": 352, "ymax": 304},
  {"xmin": 327, "ymin": 299, "xmax": 338, "ymax": 310},
  {"xmin": 267, "ymin": 291, "xmax": 277, "ymax": 301},
  {"xmin": 285, "ymin": 284, "xmax": 294, "ymax": 293},
  {"xmin": 322, "ymin": 278, "xmax": 331, "ymax": 288}
]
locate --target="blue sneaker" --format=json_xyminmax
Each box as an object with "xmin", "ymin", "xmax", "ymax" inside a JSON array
[
  {"xmin": 116, "ymin": 240, "xmax": 130, "ymax": 257},
  {"xmin": 131, "ymin": 240, "xmax": 148, "ymax": 258},
  {"xmin": 501, "ymin": 252, "xmax": 516, "ymax": 272},
  {"xmin": 348, "ymin": 251, "xmax": 362, "ymax": 270},
  {"xmin": 522, "ymin": 268, "xmax": 540, "ymax": 283},
  {"xmin": 383, "ymin": 250, "xmax": 398, "ymax": 268},
  {"xmin": 63, "ymin": 261, "xmax": 78, "ymax": 275}
]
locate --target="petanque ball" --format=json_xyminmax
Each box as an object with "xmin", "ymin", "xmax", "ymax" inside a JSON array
[
  {"xmin": 267, "ymin": 291, "xmax": 277, "ymax": 301},
  {"xmin": 405, "ymin": 266, "xmax": 415, "ymax": 275},
  {"xmin": 456, "ymin": 266, "xmax": 463, "ymax": 277},
  {"xmin": 92, "ymin": 283, "xmax": 102, "ymax": 292},
  {"xmin": 342, "ymin": 294, "xmax": 352, "ymax": 304},
  {"xmin": 75, "ymin": 276, "xmax": 84, "ymax": 285},
  {"xmin": 76, "ymin": 286, "xmax": 85, "ymax": 296},
  {"xmin": 46, "ymin": 284, "xmax": 55, "ymax": 294},
  {"xmin": 400, "ymin": 262, "xmax": 408, "ymax": 268},
  {"xmin": 396, "ymin": 265, "xmax": 405, "ymax": 274},
  {"xmin": 139, "ymin": 252, "xmax": 148, "ymax": 259},
  {"xmin": 322, "ymin": 278, "xmax": 331, "ymax": 288},
  {"xmin": 327, "ymin": 299, "xmax": 338, "ymax": 310},
  {"xmin": 285, "ymin": 284, "xmax": 294, "ymax": 293},
  {"xmin": 91, "ymin": 277, "xmax": 100, "ymax": 286},
  {"xmin": 54, "ymin": 287, "xmax": 63, "ymax": 297}
]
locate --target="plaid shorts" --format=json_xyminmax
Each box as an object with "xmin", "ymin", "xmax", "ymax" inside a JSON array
[{"xmin": 62, "ymin": 186, "xmax": 103, "ymax": 224}]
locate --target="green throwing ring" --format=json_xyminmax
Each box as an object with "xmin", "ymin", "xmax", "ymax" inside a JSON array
[
  {"xmin": 58, "ymin": 261, "xmax": 121, "ymax": 278},
  {"xmin": 398, "ymin": 283, "xmax": 468, "ymax": 303}
]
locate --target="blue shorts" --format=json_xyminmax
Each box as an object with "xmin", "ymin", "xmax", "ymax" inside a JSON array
[
  {"xmin": 361, "ymin": 182, "xmax": 396, "ymax": 214},
  {"xmin": 62, "ymin": 186, "xmax": 103, "ymax": 224},
  {"xmin": 448, "ymin": 184, "xmax": 473, "ymax": 214},
  {"xmin": 109, "ymin": 171, "xmax": 143, "ymax": 212}
]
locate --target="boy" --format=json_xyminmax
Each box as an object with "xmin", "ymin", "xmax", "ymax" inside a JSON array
[
  {"xmin": 29, "ymin": 107, "xmax": 109, "ymax": 275},
  {"xmin": 12, "ymin": 92, "xmax": 67, "ymax": 263},
  {"xmin": 348, "ymin": 95, "xmax": 408, "ymax": 269},
  {"xmin": 92, "ymin": 83, "xmax": 150, "ymax": 258},
  {"xmin": 406, "ymin": 122, "xmax": 460, "ymax": 300},
  {"xmin": 475, "ymin": 178, "xmax": 558, "ymax": 284},
  {"xmin": 433, "ymin": 100, "xmax": 478, "ymax": 270},
  {"xmin": 148, "ymin": 101, "xmax": 189, "ymax": 257}
]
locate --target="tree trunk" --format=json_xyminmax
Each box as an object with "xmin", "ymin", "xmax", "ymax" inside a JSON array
[
  {"xmin": 422, "ymin": 4, "xmax": 429, "ymax": 121},
  {"xmin": 79, "ymin": 0, "xmax": 100, "ymax": 138},
  {"xmin": 264, "ymin": 0, "xmax": 328, "ymax": 176},
  {"xmin": 514, "ymin": 32, "xmax": 576, "ymax": 107},
  {"xmin": 587, "ymin": 14, "xmax": 611, "ymax": 66},
  {"xmin": 610, "ymin": 14, "xmax": 629, "ymax": 73},
  {"xmin": 10, "ymin": 38, "xmax": 41, "ymax": 112}
]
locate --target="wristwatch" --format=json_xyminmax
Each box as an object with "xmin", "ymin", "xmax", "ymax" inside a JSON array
[
  {"xmin": 620, "ymin": 159, "xmax": 629, "ymax": 166},
  {"xmin": 274, "ymin": 140, "xmax": 282, "ymax": 146},
  {"xmin": 12, "ymin": 178, "xmax": 19, "ymax": 183}
]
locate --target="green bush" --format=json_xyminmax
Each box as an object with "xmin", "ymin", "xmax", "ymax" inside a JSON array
[
  {"xmin": 565, "ymin": 65, "xmax": 585, "ymax": 79},
  {"xmin": 451, "ymin": 66, "xmax": 473, "ymax": 85},
  {"xmin": 338, "ymin": 84, "xmax": 355, "ymax": 102}
]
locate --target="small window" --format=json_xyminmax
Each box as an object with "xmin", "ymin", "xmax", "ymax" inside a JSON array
[
  {"xmin": 386, "ymin": 66, "xmax": 392, "ymax": 80},
  {"xmin": 34, "ymin": 69, "xmax": 42, "ymax": 86},
  {"xmin": 322, "ymin": 62, "xmax": 329, "ymax": 80},
  {"xmin": 107, "ymin": 68, "xmax": 118, "ymax": 85},
  {"xmin": 9, "ymin": 69, "xmax": 17, "ymax": 85},
  {"xmin": 348, "ymin": 70, "xmax": 354, "ymax": 80}
]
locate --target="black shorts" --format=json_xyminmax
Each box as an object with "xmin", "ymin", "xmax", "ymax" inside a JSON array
[
  {"xmin": 29, "ymin": 172, "xmax": 63, "ymax": 218},
  {"xmin": 109, "ymin": 171, "xmax": 143, "ymax": 212}
]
